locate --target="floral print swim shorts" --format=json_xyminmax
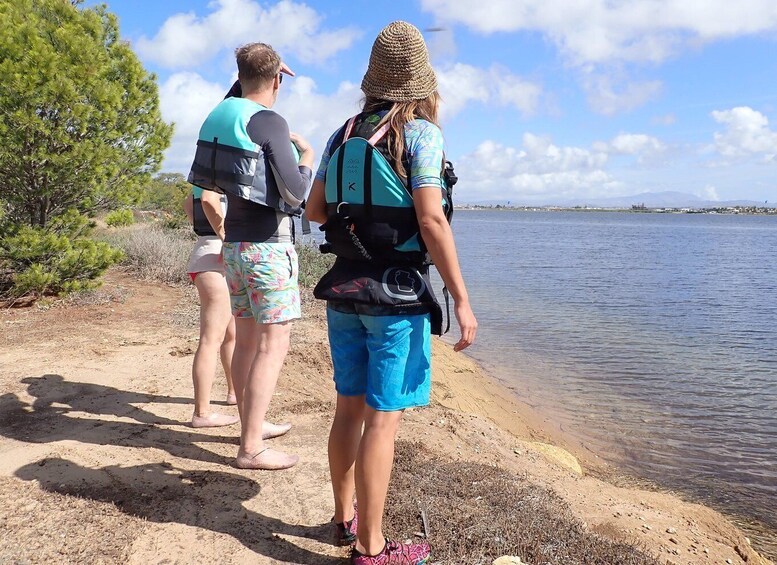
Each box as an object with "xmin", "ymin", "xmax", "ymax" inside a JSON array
[{"xmin": 222, "ymin": 242, "xmax": 300, "ymax": 324}]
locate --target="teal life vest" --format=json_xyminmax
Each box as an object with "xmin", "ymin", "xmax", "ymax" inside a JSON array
[
  {"xmin": 314, "ymin": 113, "xmax": 457, "ymax": 335},
  {"xmin": 187, "ymin": 97, "xmax": 302, "ymax": 216},
  {"xmin": 319, "ymin": 113, "xmax": 455, "ymax": 267}
]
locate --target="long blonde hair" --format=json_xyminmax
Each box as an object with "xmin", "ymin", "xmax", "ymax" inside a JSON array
[{"xmin": 362, "ymin": 92, "xmax": 441, "ymax": 181}]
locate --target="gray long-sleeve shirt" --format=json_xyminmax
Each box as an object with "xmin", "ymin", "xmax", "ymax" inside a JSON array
[{"xmin": 224, "ymin": 109, "xmax": 312, "ymax": 243}]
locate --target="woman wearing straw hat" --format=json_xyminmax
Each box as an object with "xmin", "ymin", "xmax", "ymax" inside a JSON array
[{"xmin": 306, "ymin": 21, "xmax": 477, "ymax": 564}]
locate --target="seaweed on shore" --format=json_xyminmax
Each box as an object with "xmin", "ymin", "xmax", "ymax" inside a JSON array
[{"xmin": 385, "ymin": 441, "xmax": 660, "ymax": 565}]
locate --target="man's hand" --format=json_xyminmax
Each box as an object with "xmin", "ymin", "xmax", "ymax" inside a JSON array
[
  {"xmin": 453, "ymin": 301, "xmax": 477, "ymax": 351},
  {"xmin": 290, "ymin": 132, "xmax": 313, "ymax": 155}
]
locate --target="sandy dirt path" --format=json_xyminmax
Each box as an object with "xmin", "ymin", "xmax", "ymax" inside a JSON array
[{"xmin": 0, "ymin": 271, "xmax": 770, "ymax": 564}]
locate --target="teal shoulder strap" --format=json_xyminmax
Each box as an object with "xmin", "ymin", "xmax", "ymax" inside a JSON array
[{"xmin": 333, "ymin": 116, "xmax": 395, "ymax": 213}]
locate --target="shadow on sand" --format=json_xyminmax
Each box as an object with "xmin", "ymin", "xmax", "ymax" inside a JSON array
[
  {"xmin": 2, "ymin": 374, "xmax": 344, "ymax": 564},
  {"xmin": 0, "ymin": 374, "xmax": 234, "ymax": 465},
  {"xmin": 15, "ymin": 458, "xmax": 344, "ymax": 564}
]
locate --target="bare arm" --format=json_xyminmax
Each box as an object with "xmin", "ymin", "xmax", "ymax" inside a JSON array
[
  {"xmin": 306, "ymin": 178, "xmax": 327, "ymax": 224},
  {"xmin": 183, "ymin": 194, "xmax": 194, "ymax": 223},
  {"xmin": 414, "ymin": 187, "xmax": 477, "ymax": 351},
  {"xmin": 200, "ymin": 190, "xmax": 225, "ymax": 240}
]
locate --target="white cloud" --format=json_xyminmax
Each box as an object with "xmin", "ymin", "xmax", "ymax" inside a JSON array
[
  {"xmin": 698, "ymin": 185, "xmax": 720, "ymax": 201},
  {"xmin": 420, "ymin": 0, "xmax": 777, "ymax": 64},
  {"xmin": 454, "ymin": 130, "xmax": 675, "ymax": 201},
  {"xmin": 592, "ymin": 133, "xmax": 666, "ymax": 164},
  {"xmin": 711, "ymin": 106, "xmax": 777, "ymax": 162},
  {"xmin": 274, "ymin": 77, "xmax": 363, "ymax": 153},
  {"xmin": 437, "ymin": 63, "xmax": 542, "ymax": 119},
  {"xmin": 582, "ymin": 74, "xmax": 663, "ymax": 115},
  {"xmin": 136, "ymin": 0, "xmax": 360, "ymax": 69},
  {"xmin": 158, "ymin": 72, "xmax": 227, "ymax": 172},
  {"xmin": 456, "ymin": 134, "xmax": 616, "ymax": 201},
  {"xmin": 607, "ymin": 134, "xmax": 665, "ymax": 155}
]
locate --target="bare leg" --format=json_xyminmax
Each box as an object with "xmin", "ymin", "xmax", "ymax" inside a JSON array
[
  {"xmin": 221, "ymin": 316, "xmax": 237, "ymax": 404},
  {"xmin": 234, "ymin": 320, "xmax": 297, "ymax": 470},
  {"xmin": 329, "ymin": 394, "xmax": 366, "ymax": 523},
  {"xmin": 230, "ymin": 317, "xmax": 259, "ymax": 422},
  {"xmin": 354, "ymin": 407, "xmax": 404, "ymax": 556},
  {"xmin": 191, "ymin": 272, "xmax": 237, "ymax": 427}
]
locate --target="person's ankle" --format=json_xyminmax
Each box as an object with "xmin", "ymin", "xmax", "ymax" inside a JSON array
[
  {"xmin": 238, "ymin": 442, "xmax": 264, "ymax": 457},
  {"xmin": 335, "ymin": 508, "xmax": 354, "ymax": 524},
  {"xmin": 355, "ymin": 536, "xmax": 385, "ymax": 557},
  {"xmin": 193, "ymin": 409, "xmax": 210, "ymax": 418}
]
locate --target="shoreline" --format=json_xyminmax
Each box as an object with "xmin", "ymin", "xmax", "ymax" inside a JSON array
[
  {"xmin": 0, "ymin": 271, "xmax": 772, "ymax": 564},
  {"xmin": 436, "ymin": 340, "xmax": 777, "ymax": 561}
]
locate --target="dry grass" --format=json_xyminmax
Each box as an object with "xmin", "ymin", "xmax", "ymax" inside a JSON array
[
  {"xmin": 103, "ymin": 224, "xmax": 332, "ymax": 290},
  {"xmin": 103, "ymin": 224, "xmax": 194, "ymax": 286},
  {"xmin": 385, "ymin": 441, "xmax": 659, "ymax": 565}
]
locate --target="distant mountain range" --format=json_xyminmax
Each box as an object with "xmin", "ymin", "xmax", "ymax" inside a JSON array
[{"xmin": 462, "ymin": 191, "xmax": 775, "ymax": 209}]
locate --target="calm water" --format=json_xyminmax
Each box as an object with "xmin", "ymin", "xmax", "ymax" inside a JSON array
[{"xmin": 442, "ymin": 210, "xmax": 777, "ymax": 550}]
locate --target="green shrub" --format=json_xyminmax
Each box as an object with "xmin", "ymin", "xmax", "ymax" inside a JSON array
[
  {"xmin": 137, "ymin": 173, "xmax": 190, "ymax": 228},
  {"xmin": 295, "ymin": 241, "xmax": 334, "ymax": 288},
  {"xmin": 0, "ymin": 211, "xmax": 124, "ymax": 300},
  {"xmin": 105, "ymin": 209, "xmax": 135, "ymax": 227}
]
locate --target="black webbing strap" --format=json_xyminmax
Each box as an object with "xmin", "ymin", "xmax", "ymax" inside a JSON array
[
  {"xmin": 210, "ymin": 137, "xmax": 218, "ymax": 188},
  {"xmin": 336, "ymin": 142, "xmax": 346, "ymax": 203},
  {"xmin": 197, "ymin": 138, "xmax": 260, "ymax": 158},
  {"xmin": 190, "ymin": 162, "xmax": 254, "ymax": 186},
  {"xmin": 301, "ymin": 213, "xmax": 311, "ymax": 235},
  {"xmin": 442, "ymin": 286, "xmax": 451, "ymax": 335},
  {"xmin": 363, "ymin": 143, "xmax": 373, "ymax": 217}
]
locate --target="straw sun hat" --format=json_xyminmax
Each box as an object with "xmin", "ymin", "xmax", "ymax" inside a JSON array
[{"xmin": 361, "ymin": 21, "xmax": 438, "ymax": 102}]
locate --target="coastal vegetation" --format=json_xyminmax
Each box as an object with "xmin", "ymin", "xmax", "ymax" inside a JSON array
[{"xmin": 0, "ymin": 0, "xmax": 171, "ymax": 301}]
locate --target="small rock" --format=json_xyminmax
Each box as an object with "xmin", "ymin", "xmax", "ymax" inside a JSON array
[
  {"xmin": 492, "ymin": 557, "xmax": 524, "ymax": 565},
  {"xmin": 703, "ymin": 548, "xmax": 709, "ymax": 554},
  {"xmin": 669, "ymin": 537, "xmax": 679, "ymax": 545},
  {"xmin": 726, "ymin": 560, "xmax": 733, "ymax": 564},
  {"xmin": 513, "ymin": 448, "xmax": 523, "ymax": 455},
  {"xmin": 642, "ymin": 524, "xmax": 652, "ymax": 530},
  {"xmin": 666, "ymin": 527, "xmax": 677, "ymax": 534}
]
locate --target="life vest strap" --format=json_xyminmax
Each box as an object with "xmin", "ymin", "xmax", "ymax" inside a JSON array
[
  {"xmin": 335, "ymin": 136, "xmax": 347, "ymax": 203},
  {"xmin": 363, "ymin": 142, "xmax": 373, "ymax": 217},
  {"xmin": 367, "ymin": 123, "xmax": 391, "ymax": 146},
  {"xmin": 343, "ymin": 116, "xmax": 358, "ymax": 142},
  {"xmin": 190, "ymin": 162, "xmax": 254, "ymax": 188},
  {"xmin": 196, "ymin": 138, "xmax": 260, "ymax": 159}
]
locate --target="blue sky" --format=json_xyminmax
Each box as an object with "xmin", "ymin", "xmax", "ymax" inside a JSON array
[{"xmin": 94, "ymin": 0, "xmax": 777, "ymax": 204}]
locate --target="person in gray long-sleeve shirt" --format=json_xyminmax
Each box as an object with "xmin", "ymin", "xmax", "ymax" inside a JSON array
[
  {"xmin": 224, "ymin": 109, "xmax": 311, "ymax": 243},
  {"xmin": 192, "ymin": 43, "xmax": 314, "ymax": 471}
]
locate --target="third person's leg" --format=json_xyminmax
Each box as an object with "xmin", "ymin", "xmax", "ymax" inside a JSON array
[
  {"xmin": 221, "ymin": 316, "xmax": 237, "ymax": 404},
  {"xmin": 191, "ymin": 271, "xmax": 238, "ymax": 428},
  {"xmin": 329, "ymin": 394, "xmax": 366, "ymax": 525},
  {"xmin": 353, "ymin": 407, "xmax": 404, "ymax": 556}
]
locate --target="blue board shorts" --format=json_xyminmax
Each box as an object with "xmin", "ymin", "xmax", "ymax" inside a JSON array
[{"xmin": 326, "ymin": 304, "xmax": 431, "ymax": 411}]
